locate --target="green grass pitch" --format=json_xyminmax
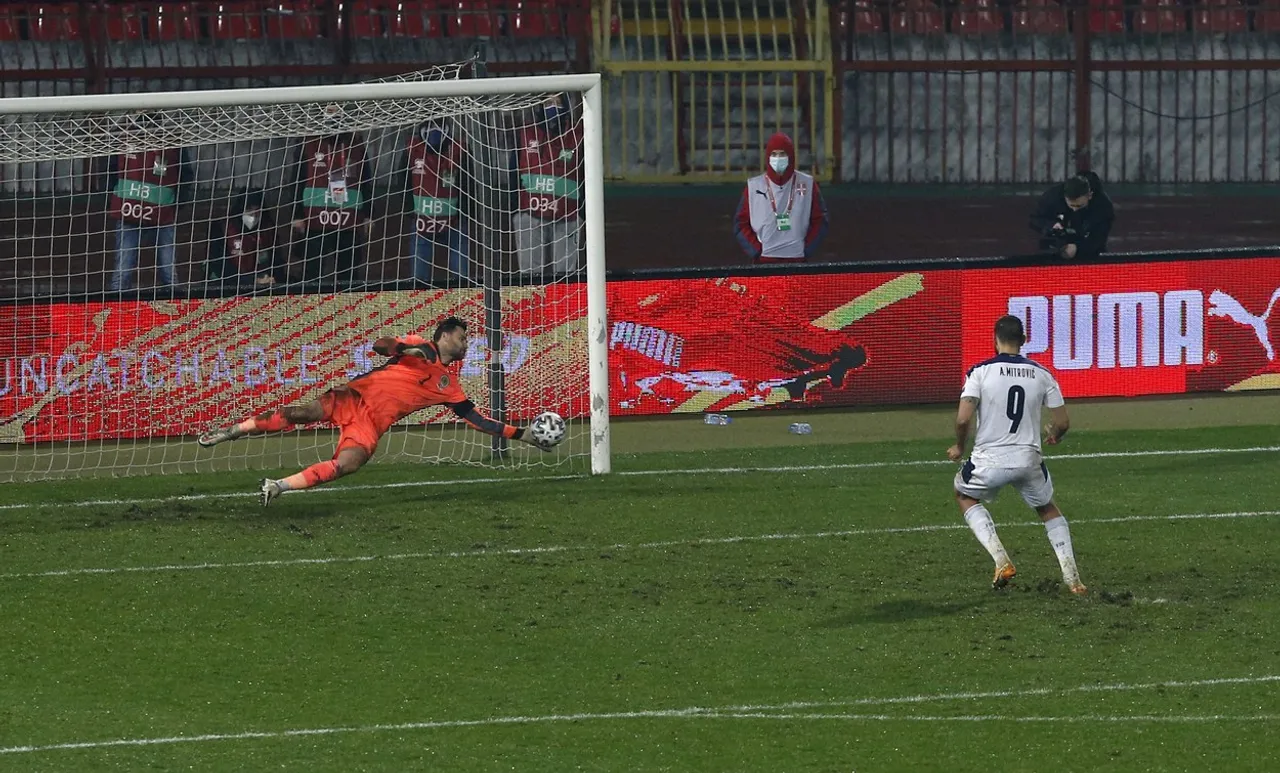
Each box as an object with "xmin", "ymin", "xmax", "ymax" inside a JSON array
[{"xmin": 2, "ymin": 396, "xmax": 1279, "ymax": 772}]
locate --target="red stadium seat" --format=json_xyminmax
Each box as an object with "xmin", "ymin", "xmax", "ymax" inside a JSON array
[
  {"xmin": 0, "ymin": 6, "xmax": 20, "ymax": 40},
  {"xmin": 388, "ymin": 0, "xmax": 438, "ymax": 36},
  {"xmin": 1012, "ymin": 0, "xmax": 1068, "ymax": 33},
  {"xmin": 510, "ymin": 0, "xmax": 562, "ymax": 37},
  {"xmin": 1192, "ymin": 0, "xmax": 1248, "ymax": 31},
  {"xmin": 339, "ymin": 0, "xmax": 386, "ymax": 38},
  {"xmin": 890, "ymin": 0, "xmax": 945, "ymax": 34},
  {"xmin": 839, "ymin": 0, "xmax": 886, "ymax": 34},
  {"xmin": 210, "ymin": 1, "xmax": 265, "ymax": 39},
  {"xmin": 150, "ymin": 3, "xmax": 199, "ymax": 40},
  {"xmin": 1134, "ymin": 0, "xmax": 1187, "ymax": 32},
  {"xmin": 510, "ymin": 0, "xmax": 587, "ymax": 36},
  {"xmin": 266, "ymin": 0, "xmax": 321, "ymax": 38},
  {"xmin": 101, "ymin": 4, "xmax": 145, "ymax": 41},
  {"xmin": 27, "ymin": 3, "xmax": 81, "ymax": 41},
  {"xmin": 562, "ymin": 0, "xmax": 589, "ymax": 35},
  {"xmin": 1256, "ymin": 4, "xmax": 1280, "ymax": 31},
  {"xmin": 1088, "ymin": 0, "xmax": 1127, "ymax": 33},
  {"xmin": 953, "ymin": 0, "xmax": 1005, "ymax": 33},
  {"xmin": 439, "ymin": 0, "xmax": 496, "ymax": 37}
]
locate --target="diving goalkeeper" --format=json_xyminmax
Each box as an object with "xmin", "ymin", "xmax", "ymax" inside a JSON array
[{"xmin": 197, "ymin": 317, "xmax": 548, "ymax": 505}]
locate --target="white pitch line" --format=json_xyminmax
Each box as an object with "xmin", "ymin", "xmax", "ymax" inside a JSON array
[
  {"xmin": 2, "ymin": 674, "xmax": 1276, "ymax": 756},
  {"xmin": 715, "ymin": 674, "xmax": 1280, "ymax": 712},
  {"xmin": 0, "ymin": 474, "xmax": 583, "ymax": 512},
  {"xmin": 703, "ymin": 712, "xmax": 1280, "ymax": 723},
  {"xmin": 3, "ymin": 509, "xmax": 1278, "ymax": 581},
  {"xmin": 0, "ymin": 444, "xmax": 1276, "ymax": 512}
]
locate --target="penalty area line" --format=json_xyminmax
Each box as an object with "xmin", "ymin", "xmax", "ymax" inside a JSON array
[
  {"xmin": 2, "ymin": 673, "xmax": 1276, "ymax": 755},
  {"xmin": 3, "ymin": 509, "xmax": 1278, "ymax": 581},
  {"xmin": 0, "ymin": 444, "xmax": 1276, "ymax": 512}
]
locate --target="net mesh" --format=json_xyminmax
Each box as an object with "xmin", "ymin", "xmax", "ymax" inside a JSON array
[{"xmin": 0, "ymin": 65, "xmax": 593, "ymax": 481}]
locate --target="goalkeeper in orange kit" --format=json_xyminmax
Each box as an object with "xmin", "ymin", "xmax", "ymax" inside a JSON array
[{"xmin": 198, "ymin": 317, "xmax": 549, "ymax": 505}]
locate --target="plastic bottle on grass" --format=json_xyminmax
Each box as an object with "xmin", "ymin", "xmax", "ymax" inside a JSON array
[
  {"xmin": 789, "ymin": 422, "xmax": 812, "ymax": 435},
  {"xmin": 703, "ymin": 414, "xmax": 732, "ymax": 426}
]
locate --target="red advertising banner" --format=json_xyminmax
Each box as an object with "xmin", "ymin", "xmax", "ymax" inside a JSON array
[
  {"xmin": 608, "ymin": 271, "xmax": 962, "ymax": 415},
  {"xmin": 0, "ymin": 288, "xmax": 587, "ymax": 444},
  {"xmin": 3, "ymin": 257, "xmax": 1277, "ymax": 444},
  {"xmin": 961, "ymin": 258, "xmax": 1280, "ymax": 397}
]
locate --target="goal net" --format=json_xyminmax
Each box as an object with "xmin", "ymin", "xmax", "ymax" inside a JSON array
[{"xmin": 0, "ymin": 67, "xmax": 610, "ymax": 482}]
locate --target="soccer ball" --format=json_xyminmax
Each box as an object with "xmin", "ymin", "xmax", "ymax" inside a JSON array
[{"xmin": 529, "ymin": 411, "xmax": 566, "ymax": 447}]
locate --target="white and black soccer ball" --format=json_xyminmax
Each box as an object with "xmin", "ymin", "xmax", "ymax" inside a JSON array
[{"xmin": 529, "ymin": 411, "xmax": 566, "ymax": 447}]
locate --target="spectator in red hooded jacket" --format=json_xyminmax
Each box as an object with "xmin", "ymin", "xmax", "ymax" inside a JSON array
[{"xmin": 734, "ymin": 132, "xmax": 828, "ymax": 264}]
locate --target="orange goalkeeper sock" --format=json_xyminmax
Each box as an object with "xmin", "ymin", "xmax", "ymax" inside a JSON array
[
  {"xmin": 279, "ymin": 460, "xmax": 341, "ymax": 492},
  {"xmin": 238, "ymin": 410, "xmax": 292, "ymax": 435}
]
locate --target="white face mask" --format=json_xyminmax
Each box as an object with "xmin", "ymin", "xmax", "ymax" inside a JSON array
[
  {"xmin": 242, "ymin": 213, "xmax": 258, "ymax": 229},
  {"xmin": 769, "ymin": 155, "xmax": 789, "ymax": 174}
]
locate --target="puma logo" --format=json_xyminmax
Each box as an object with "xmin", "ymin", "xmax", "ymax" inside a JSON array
[{"xmin": 1208, "ymin": 288, "xmax": 1280, "ymax": 360}]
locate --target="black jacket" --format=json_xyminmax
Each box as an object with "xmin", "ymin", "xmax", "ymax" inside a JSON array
[{"xmin": 1029, "ymin": 172, "xmax": 1115, "ymax": 258}]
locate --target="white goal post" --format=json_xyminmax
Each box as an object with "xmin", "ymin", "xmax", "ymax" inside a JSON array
[{"xmin": 0, "ymin": 70, "xmax": 611, "ymax": 480}]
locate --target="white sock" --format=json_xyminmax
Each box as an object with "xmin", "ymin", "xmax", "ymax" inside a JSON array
[
  {"xmin": 1044, "ymin": 515, "xmax": 1080, "ymax": 583},
  {"xmin": 963, "ymin": 504, "xmax": 1010, "ymax": 566}
]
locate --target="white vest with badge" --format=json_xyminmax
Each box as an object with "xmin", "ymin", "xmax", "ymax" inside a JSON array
[{"xmin": 745, "ymin": 170, "xmax": 815, "ymax": 260}]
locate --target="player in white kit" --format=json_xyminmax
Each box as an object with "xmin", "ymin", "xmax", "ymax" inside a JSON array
[{"xmin": 946, "ymin": 315, "xmax": 1086, "ymax": 595}]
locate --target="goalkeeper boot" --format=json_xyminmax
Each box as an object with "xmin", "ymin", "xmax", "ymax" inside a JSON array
[
  {"xmin": 260, "ymin": 478, "xmax": 283, "ymax": 507},
  {"xmin": 198, "ymin": 425, "xmax": 243, "ymax": 447},
  {"xmin": 992, "ymin": 561, "xmax": 1017, "ymax": 590}
]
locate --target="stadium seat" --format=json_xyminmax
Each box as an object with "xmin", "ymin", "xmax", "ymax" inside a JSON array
[
  {"xmin": 210, "ymin": 1, "xmax": 265, "ymax": 39},
  {"xmin": 1256, "ymin": 4, "xmax": 1280, "ymax": 31},
  {"xmin": 437, "ymin": 0, "xmax": 496, "ymax": 37},
  {"xmin": 387, "ymin": 0, "xmax": 439, "ymax": 36},
  {"xmin": 0, "ymin": 6, "xmax": 20, "ymax": 40},
  {"xmin": 1088, "ymin": 0, "xmax": 1127, "ymax": 33},
  {"xmin": 889, "ymin": 0, "xmax": 945, "ymax": 34},
  {"xmin": 563, "ymin": 0, "xmax": 589, "ymax": 35},
  {"xmin": 337, "ymin": 0, "xmax": 388, "ymax": 38},
  {"xmin": 510, "ymin": 0, "xmax": 562, "ymax": 37},
  {"xmin": 27, "ymin": 3, "xmax": 81, "ymax": 41},
  {"xmin": 103, "ymin": 3, "xmax": 144, "ymax": 40},
  {"xmin": 953, "ymin": 0, "xmax": 1005, "ymax": 33},
  {"xmin": 266, "ymin": 0, "xmax": 321, "ymax": 38},
  {"xmin": 1012, "ymin": 0, "xmax": 1068, "ymax": 34},
  {"xmin": 1192, "ymin": 0, "xmax": 1248, "ymax": 32},
  {"xmin": 149, "ymin": 2, "xmax": 199, "ymax": 40},
  {"xmin": 0, "ymin": 4, "xmax": 19, "ymax": 40},
  {"xmin": 1134, "ymin": 0, "xmax": 1187, "ymax": 32},
  {"xmin": 508, "ymin": 0, "xmax": 588, "ymax": 36},
  {"xmin": 839, "ymin": 0, "xmax": 886, "ymax": 34}
]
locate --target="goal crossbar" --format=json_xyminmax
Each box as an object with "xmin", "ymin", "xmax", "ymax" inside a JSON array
[{"xmin": 0, "ymin": 74, "xmax": 603, "ymax": 115}]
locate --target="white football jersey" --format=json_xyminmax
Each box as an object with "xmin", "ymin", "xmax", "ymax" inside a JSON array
[{"xmin": 961, "ymin": 353, "xmax": 1065, "ymax": 468}]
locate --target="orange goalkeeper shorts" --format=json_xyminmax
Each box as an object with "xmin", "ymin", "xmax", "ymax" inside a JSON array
[{"xmin": 319, "ymin": 388, "xmax": 382, "ymax": 459}]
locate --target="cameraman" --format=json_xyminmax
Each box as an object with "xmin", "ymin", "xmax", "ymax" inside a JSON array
[{"xmin": 1030, "ymin": 172, "xmax": 1114, "ymax": 259}]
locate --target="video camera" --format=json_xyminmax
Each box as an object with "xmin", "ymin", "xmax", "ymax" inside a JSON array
[{"xmin": 1042, "ymin": 215, "xmax": 1078, "ymax": 253}]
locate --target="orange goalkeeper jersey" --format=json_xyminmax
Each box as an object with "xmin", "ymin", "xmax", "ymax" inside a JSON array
[{"xmin": 345, "ymin": 336, "xmax": 466, "ymax": 433}]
